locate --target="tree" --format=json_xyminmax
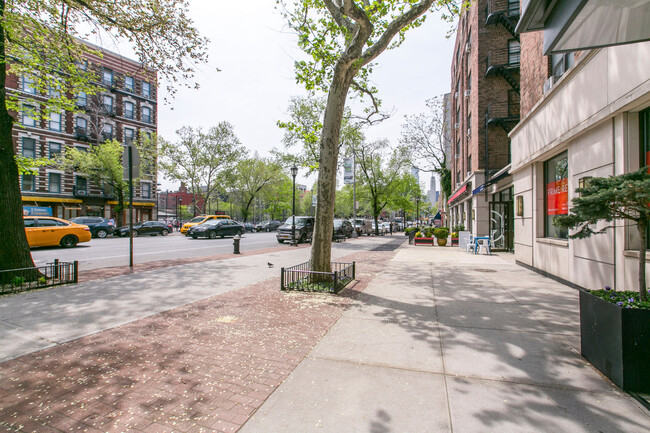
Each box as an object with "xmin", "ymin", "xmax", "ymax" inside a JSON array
[
  {"xmin": 231, "ymin": 155, "xmax": 284, "ymax": 222},
  {"xmin": 280, "ymin": 0, "xmax": 459, "ymax": 273},
  {"xmin": 352, "ymin": 138, "xmax": 410, "ymax": 235},
  {"xmin": 401, "ymin": 96, "xmax": 451, "ymax": 198},
  {"xmin": 0, "ymin": 0, "xmax": 208, "ymax": 275},
  {"xmin": 389, "ymin": 172, "xmax": 422, "ymax": 220},
  {"xmin": 56, "ymin": 138, "xmax": 155, "ymax": 227},
  {"xmin": 276, "ymin": 95, "xmax": 363, "ymax": 173},
  {"xmin": 261, "ymin": 176, "xmax": 293, "ymax": 220},
  {"xmin": 159, "ymin": 124, "xmax": 243, "ymax": 214},
  {"xmin": 554, "ymin": 168, "xmax": 650, "ymax": 301}
]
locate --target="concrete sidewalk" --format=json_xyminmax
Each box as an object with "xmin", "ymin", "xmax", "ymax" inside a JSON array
[{"xmin": 241, "ymin": 246, "xmax": 650, "ymax": 432}]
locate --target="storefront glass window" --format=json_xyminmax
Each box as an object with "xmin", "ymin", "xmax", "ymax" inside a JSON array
[
  {"xmin": 544, "ymin": 151, "xmax": 568, "ymax": 238},
  {"xmin": 641, "ymin": 108, "xmax": 650, "ymax": 248}
]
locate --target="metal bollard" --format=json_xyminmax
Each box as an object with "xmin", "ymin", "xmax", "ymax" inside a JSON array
[{"xmin": 233, "ymin": 234, "xmax": 241, "ymax": 254}]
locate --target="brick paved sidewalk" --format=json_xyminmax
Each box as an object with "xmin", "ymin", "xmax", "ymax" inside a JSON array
[{"xmin": 0, "ymin": 250, "xmax": 393, "ymax": 433}]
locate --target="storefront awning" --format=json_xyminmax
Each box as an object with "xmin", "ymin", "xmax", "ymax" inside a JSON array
[
  {"xmin": 21, "ymin": 196, "xmax": 82, "ymax": 204},
  {"xmin": 472, "ymin": 170, "xmax": 511, "ymax": 195},
  {"xmin": 106, "ymin": 201, "xmax": 155, "ymax": 207},
  {"xmin": 447, "ymin": 185, "xmax": 468, "ymax": 205}
]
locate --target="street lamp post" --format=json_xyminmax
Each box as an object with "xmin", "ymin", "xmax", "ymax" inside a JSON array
[
  {"xmin": 416, "ymin": 196, "xmax": 421, "ymax": 229},
  {"xmin": 291, "ymin": 164, "xmax": 298, "ymax": 246},
  {"xmin": 176, "ymin": 196, "xmax": 182, "ymax": 231}
]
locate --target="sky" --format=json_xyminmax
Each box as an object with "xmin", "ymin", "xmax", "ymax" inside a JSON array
[{"xmin": 99, "ymin": 1, "xmax": 456, "ymax": 193}]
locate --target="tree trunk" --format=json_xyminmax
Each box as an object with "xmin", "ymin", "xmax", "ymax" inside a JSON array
[
  {"xmin": 638, "ymin": 218, "xmax": 647, "ymax": 302},
  {"xmin": 0, "ymin": 0, "xmax": 39, "ymax": 282},
  {"xmin": 310, "ymin": 65, "xmax": 354, "ymax": 274}
]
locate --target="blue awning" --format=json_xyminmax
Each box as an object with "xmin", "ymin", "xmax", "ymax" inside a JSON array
[{"xmin": 472, "ymin": 170, "xmax": 511, "ymax": 195}]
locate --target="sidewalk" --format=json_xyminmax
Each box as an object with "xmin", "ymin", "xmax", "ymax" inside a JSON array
[
  {"xmin": 1, "ymin": 238, "xmax": 649, "ymax": 432},
  {"xmin": 241, "ymin": 246, "xmax": 650, "ymax": 432}
]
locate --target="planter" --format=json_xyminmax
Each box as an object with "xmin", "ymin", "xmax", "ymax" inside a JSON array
[
  {"xmin": 580, "ymin": 290, "xmax": 650, "ymax": 392},
  {"xmin": 413, "ymin": 237, "xmax": 435, "ymax": 246},
  {"xmin": 451, "ymin": 237, "xmax": 458, "ymax": 246},
  {"xmin": 437, "ymin": 238, "xmax": 448, "ymax": 246}
]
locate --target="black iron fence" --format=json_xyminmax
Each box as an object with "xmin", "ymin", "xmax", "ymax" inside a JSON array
[
  {"xmin": 281, "ymin": 261, "xmax": 355, "ymax": 294},
  {"xmin": 0, "ymin": 260, "xmax": 78, "ymax": 295}
]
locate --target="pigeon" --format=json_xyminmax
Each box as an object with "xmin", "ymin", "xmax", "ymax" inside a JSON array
[{"xmin": 268, "ymin": 262, "xmax": 274, "ymax": 268}]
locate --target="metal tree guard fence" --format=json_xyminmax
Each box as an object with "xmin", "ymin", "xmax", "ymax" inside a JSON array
[
  {"xmin": 281, "ymin": 261, "xmax": 355, "ymax": 293},
  {"xmin": 0, "ymin": 260, "xmax": 78, "ymax": 295}
]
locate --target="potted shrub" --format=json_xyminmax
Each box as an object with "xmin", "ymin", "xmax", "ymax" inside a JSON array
[
  {"xmin": 434, "ymin": 227, "xmax": 449, "ymax": 246},
  {"xmin": 414, "ymin": 227, "xmax": 435, "ymax": 246},
  {"xmin": 554, "ymin": 168, "xmax": 650, "ymax": 392},
  {"xmin": 451, "ymin": 224, "xmax": 464, "ymax": 246},
  {"xmin": 405, "ymin": 227, "xmax": 418, "ymax": 244}
]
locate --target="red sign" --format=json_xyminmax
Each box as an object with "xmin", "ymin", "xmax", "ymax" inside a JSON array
[{"xmin": 547, "ymin": 178, "xmax": 568, "ymax": 215}]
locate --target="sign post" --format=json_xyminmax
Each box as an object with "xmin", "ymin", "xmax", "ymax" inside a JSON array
[{"xmin": 122, "ymin": 145, "xmax": 140, "ymax": 268}]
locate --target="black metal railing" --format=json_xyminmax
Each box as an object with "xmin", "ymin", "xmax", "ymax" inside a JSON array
[
  {"xmin": 486, "ymin": 48, "xmax": 519, "ymax": 72},
  {"xmin": 0, "ymin": 260, "xmax": 78, "ymax": 295},
  {"xmin": 486, "ymin": 0, "xmax": 520, "ymax": 18},
  {"xmin": 281, "ymin": 261, "xmax": 355, "ymax": 293}
]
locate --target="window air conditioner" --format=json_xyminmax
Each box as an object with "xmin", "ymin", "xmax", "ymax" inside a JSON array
[
  {"xmin": 543, "ymin": 75, "xmax": 558, "ymax": 95},
  {"xmin": 454, "ymin": 122, "xmax": 459, "ymax": 129},
  {"xmin": 465, "ymin": 42, "xmax": 471, "ymax": 53},
  {"xmin": 466, "ymin": 171, "xmax": 472, "ymax": 179},
  {"xmin": 464, "ymin": 89, "xmax": 471, "ymax": 97},
  {"xmin": 467, "ymin": 128, "xmax": 471, "ymax": 136},
  {"xmin": 454, "ymin": 91, "xmax": 458, "ymax": 100},
  {"xmin": 77, "ymin": 190, "xmax": 87, "ymax": 196}
]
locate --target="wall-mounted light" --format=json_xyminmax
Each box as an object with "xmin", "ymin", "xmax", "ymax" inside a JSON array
[
  {"xmin": 516, "ymin": 195, "xmax": 524, "ymax": 216},
  {"xmin": 471, "ymin": 209, "xmax": 475, "ymax": 220}
]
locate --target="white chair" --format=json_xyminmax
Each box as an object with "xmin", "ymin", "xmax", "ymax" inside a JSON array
[
  {"xmin": 477, "ymin": 238, "xmax": 491, "ymax": 255},
  {"xmin": 465, "ymin": 235, "xmax": 475, "ymax": 253}
]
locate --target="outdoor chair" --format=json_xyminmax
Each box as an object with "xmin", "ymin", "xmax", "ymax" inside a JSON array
[
  {"xmin": 477, "ymin": 238, "xmax": 491, "ymax": 255},
  {"xmin": 465, "ymin": 235, "xmax": 475, "ymax": 253}
]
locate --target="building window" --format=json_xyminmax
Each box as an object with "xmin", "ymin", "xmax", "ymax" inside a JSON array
[
  {"xmin": 467, "ymin": 113, "xmax": 471, "ymax": 136},
  {"xmin": 124, "ymin": 127, "xmax": 135, "ymax": 146},
  {"xmin": 552, "ymin": 52, "xmax": 575, "ymax": 77},
  {"xmin": 641, "ymin": 108, "xmax": 650, "ymax": 248},
  {"xmin": 508, "ymin": 0, "xmax": 520, "ymax": 15},
  {"xmin": 508, "ymin": 40, "xmax": 520, "ymax": 65},
  {"xmin": 22, "ymin": 105, "xmax": 37, "ymax": 127},
  {"xmin": 75, "ymin": 145, "xmax": 88, "ymax": 153},
  {"xmin": 125, "ymin": 76, "xmax": 134, "ymax": 92},
  {"xmin": 22, "ymin": 76, "xmax": 36, "ymax": 94},
  {"xmin": 49, "ymin": 142, "xmax": 61, "ymax": 159},
  {"xmin": 48, "ymin": 173, "xmax": 61, "ymax": 193},
  {"xmin": 141, "ymin": 182, "xmax": 151, "ymax": 199},
  {"xmin": 22, "ymin": 137, "xmax": 36, "ymax": 158},
  {"xmin": 508, "ymin": 90, "xmax": 520, "ymax": 118},
  {"xmin": 103, "ymin": 68, "xmax": 113, "ymax": 86},
  {"xmin": 544, "ymin": 151, "xmax": 568, "ymax": 239},
  {"xmin": 124, "ymin": 101, "xmax": 135, "ymax": 119},
  {"xmin": 142, "ymin": 81, "xmax": 151, "ymax": 98},
  {"xmin": 48, "ymin": 83, "xmax": 61, "ymax": 98},
  {"xmin": 76, "ymin": 117, "xmax": 87, "ymax": 137},
  {"xmin": 103, "ymin": 95, "xmax": 114, "ymax": 115},
  {"xmin": 102, "ymin": 124, "xmax": 113, "ymax": 141},
  {"xmin": 77, "ymin": 92, "xmax": 87, "ymax": 107},
  {"xmin": 142, "ymin": 106, "xmax": 152, "ymax": 123},
  {"xmin": 22, "ymin": 175, "xmax": 36, "ymax": 191},
  {"xmin": 75, "ymin": 176, "xmax": 87, "ymax": 193},
  {"xmin": 49, "ymin": 112, "xmax": 62, "ymax": 132}
]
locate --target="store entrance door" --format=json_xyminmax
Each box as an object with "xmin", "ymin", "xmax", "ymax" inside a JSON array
[{"xmin": 490, "ymin": 200, "xmax": 514, "ymax": 251}]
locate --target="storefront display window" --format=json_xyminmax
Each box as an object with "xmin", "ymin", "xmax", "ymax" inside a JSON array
[
  {"xmin": 641, "ymin": 108, "xmax": 650, "ymax": 248},
  {"xmin": 544, "ymin": 151, "xmax": 568, "ymax": 238}
]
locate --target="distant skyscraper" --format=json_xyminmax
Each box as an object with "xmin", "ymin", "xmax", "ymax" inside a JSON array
[{"xmin": 411, "ymin": 166, "xmax": 420, "ymax": 184}]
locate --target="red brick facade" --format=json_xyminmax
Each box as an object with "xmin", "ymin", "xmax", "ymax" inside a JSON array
[{"xmin": 519, "ymin": 31, "xmax": 549, "ymax": 117}]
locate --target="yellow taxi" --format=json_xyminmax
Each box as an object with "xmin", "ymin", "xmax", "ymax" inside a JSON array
[
  {"xmin": 24, "ymin": 216, "xmax": 92, "ymax": 248},
  {"xmin": 180, "ymin": 215, "xmax": 230, "ymax": 235}
]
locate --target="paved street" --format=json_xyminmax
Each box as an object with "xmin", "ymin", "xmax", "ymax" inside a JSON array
[
  {"xmin": 30, "ymin": 231, "xmax": 281, "ymax": 271},
  {"xmin": 1, "ymin": 236, "xmax": 649, "ymax": 432}
]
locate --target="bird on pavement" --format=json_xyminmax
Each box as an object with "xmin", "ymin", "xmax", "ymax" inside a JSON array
[{"xmin": 268, "ymin": 262, "xmax": 274, "ymax": 268}]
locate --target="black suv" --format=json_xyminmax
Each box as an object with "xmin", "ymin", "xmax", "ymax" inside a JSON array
[
  {"xmin": 276, "ymin": 216, "xmax": 315, "ymax": 244},
  {"xmin": 333, "ymin": 219, "xmax": 354, "ymax": 239},
  {"xmin": 70, "ymin": 217, "xmax": 115, "ymax": 238},
  {"xmin": 255, "ymin": 220, "xmax": 283, "ymax": 232}
]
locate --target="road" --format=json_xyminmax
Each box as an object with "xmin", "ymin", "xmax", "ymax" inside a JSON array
[{"xmin": 30, "ymin": 231, "xmax": 282, "ymax": 271}]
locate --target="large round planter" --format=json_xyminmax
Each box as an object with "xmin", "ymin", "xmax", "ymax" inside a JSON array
[
  {"xmin": 580, "ymin": 290, "xmax": 650, "ymax": 392},
  {"xmin": 436, "ymin": 238, "xmax": 448, "ymax": 246}
]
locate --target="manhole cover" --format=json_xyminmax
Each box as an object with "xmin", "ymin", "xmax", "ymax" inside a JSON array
[{"xmin": 473, "ymin": 268, "xmax": 497, "ymax": 273}]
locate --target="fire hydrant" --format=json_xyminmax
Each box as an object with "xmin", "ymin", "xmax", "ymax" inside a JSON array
[{"xmin": 233, "ymin": 234, "xmax": 241, "ymax": 254}]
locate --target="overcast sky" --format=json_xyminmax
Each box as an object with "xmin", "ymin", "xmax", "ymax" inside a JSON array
[{"xmin": 102, "ymin": 1, "xmax": 455, "ymax": 192}]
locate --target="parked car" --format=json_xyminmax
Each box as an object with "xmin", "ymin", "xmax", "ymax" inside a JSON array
[
  {"xmin": 70, "ymin": 216, "xmax": 114, "ymax": 238},
  {"xmin": 352, "ymin": 218, "xmax": 372, "ymax": 236},
  {"xmin": 255, "ymin": 220, "xmax": 283, "ymax": 232},
  {"xmin": 276, "ymin": 216, "xmax": 314, "ymax": 244},
  {"xmin": 381, "ymin": 222, "xmax": 392, "ymax": 234},
  {"xmin": 241, "ymin": 222, "xmax": 256, "ymax": 232},
  {"xmin": 371, "ymin": 221, "xmax": 389, "ymax": 235},
  {"xmin": 23, "ymin": 216, "xmax": 91, "ymax": 248},
  {"xmin": 333, "ymin": 219, "xmax": 354, "ymax": 239},
  {"xmin": 187, "ymin": 219, "xmax": 245, "ymax": 239},
  {"xmin": 116, "ymin": 221, "xmax": 170, "ymax": 237},
  {"xmin": 180, "ymin": 214, "xmax": 230, "ymax": 235}
]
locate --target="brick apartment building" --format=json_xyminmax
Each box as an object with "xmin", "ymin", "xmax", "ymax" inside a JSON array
[
  {"xmin": 446, "ymin": 0, "xmax": 521, "ymax": 250},
  {"xmin": 9, "ymin": 41, "xmax": 158, "ymax": 222},
  {"xmin": 510, "ymin": 1, "xmax": 650, "ymax": 290}
]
